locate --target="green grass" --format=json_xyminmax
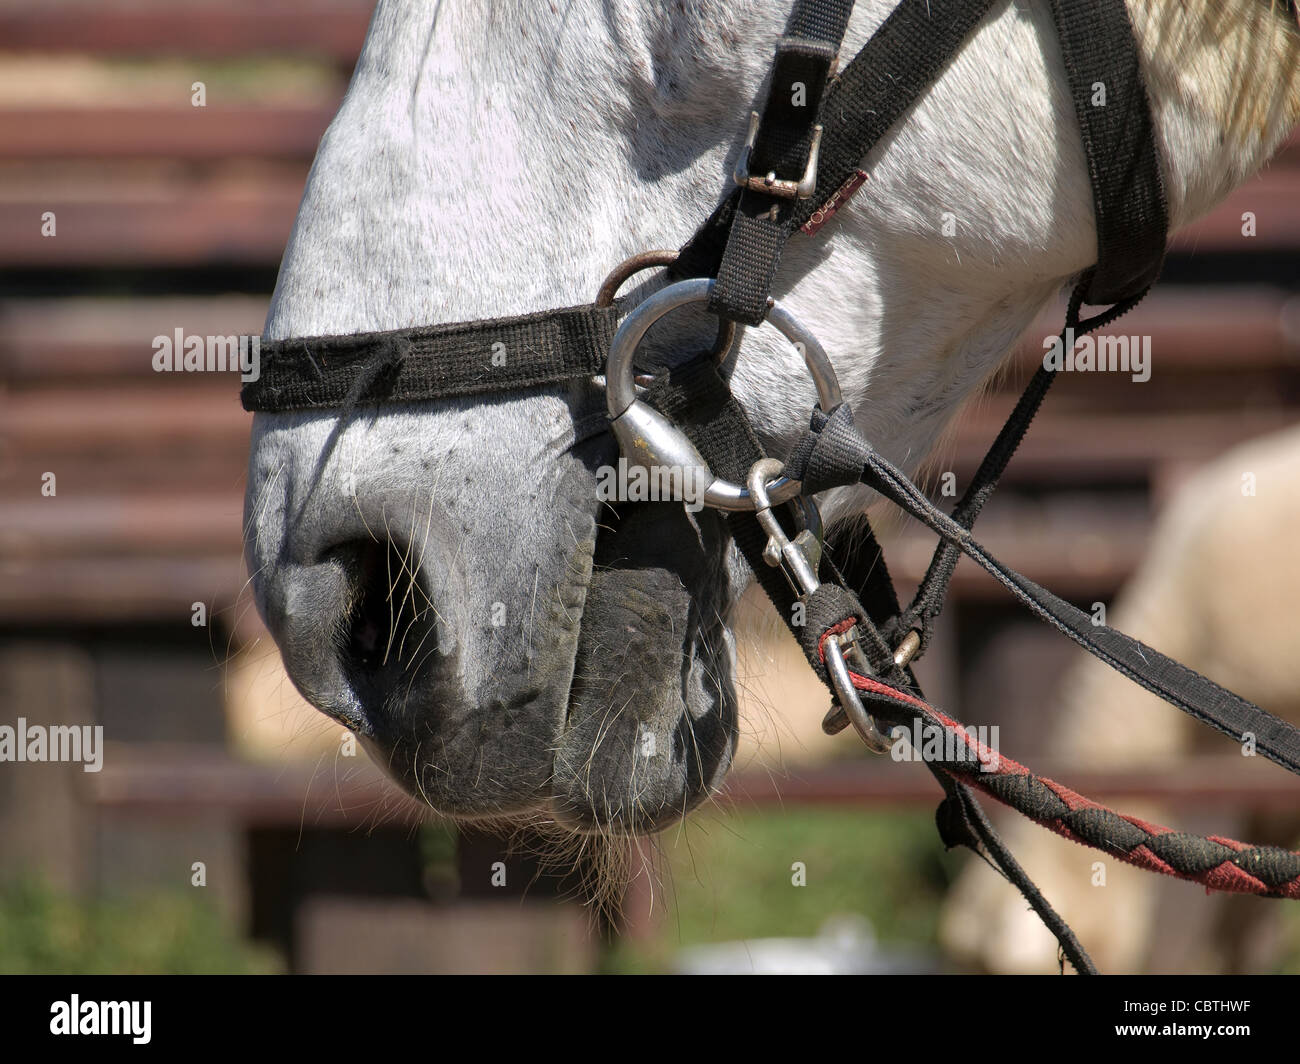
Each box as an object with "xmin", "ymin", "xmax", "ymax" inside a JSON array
[
  {"xmin": 1271, "ymin": 897, "xmax": 1300, "ymax": 974},
  {"xmin": 0, "ymin": 878, "xmax": 282, "ymax": 975},
  {"xmin": 606, "ymin": 806, "xmax": 960, "ymax": 973}
]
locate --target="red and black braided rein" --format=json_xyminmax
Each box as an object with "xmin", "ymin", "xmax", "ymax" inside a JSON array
[{"xmin": 818, "ymin": 626, "xmax": 1300, "ymax": 899}]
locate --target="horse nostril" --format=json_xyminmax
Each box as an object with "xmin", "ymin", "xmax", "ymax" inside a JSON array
[
  {"xmin": 327, "ymin": 537, "xmax": 443, "ymax": 721},
  {"xmin": 342, "ymin": 539, "xmax": 391, "ymax": 674}
]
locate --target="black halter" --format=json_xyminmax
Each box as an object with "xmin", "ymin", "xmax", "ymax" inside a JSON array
[{"xmin": 244, "ymin": 0, "xmax": 1300, "ymax": 974}]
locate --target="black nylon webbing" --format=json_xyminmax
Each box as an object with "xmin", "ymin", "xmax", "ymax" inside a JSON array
[
  {"xmin": 640, "ymin": 357, "xmax": 801, "ymax": 627},
  {"xmin": 897, "ymin": 274, "xmax": 1150, "ymax": 659},
  {"xmin": 706, "ymin": 0, "xmax": 855, "ymax": 324},
  {"xmin": 676, "ymin": 0, "xmax": 1000, "ymax": 288},
  {"xmin": 783, "ymin": 408, "xmax": 1300, "ymax": 780},
  {"xmin": 241, "ymin": 302, "xmax": 622, "ymax": 412},
  {"xmin": 679, "ymin": 0, "xmax": 1168, "ymax": 315},
  {"xmin": 1046, "ymin": 0, "xmax": 1168, "ymax": 304},
  {"xmin": 786, "ymin": 0, "xmax": 856, "ymax": 42},
  {"xmin": 939, "ymin": 771, "xmax": 1097, "ymax": 975}
]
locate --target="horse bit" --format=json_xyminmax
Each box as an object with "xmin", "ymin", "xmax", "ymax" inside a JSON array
[{"xmin": 601, "ymin": 259, "xmax": 896, "ymax": 750}]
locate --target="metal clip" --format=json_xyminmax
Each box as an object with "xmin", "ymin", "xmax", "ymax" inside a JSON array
[
  {"xmin": 747, "ymin": 458, "xmax": 892, "ymax": 755},
  {"xmin": 893, "ymin": 629, "xmax": 922, "ymax": 668},
  {"xmin": 733, "ymin": 111, "xmax": 823, "ymax": 201},
  {"xmin": 822, "ymin": 626, "xmax": 919, "ymax": 745},
  {"xmin": 747, "ymin": 459, "xmax": 822, "ymax": 598},
  {"xmin": 821, "ymin": 628, "xmax": 894, "ymax": 753},
  {"xmin": 606, "ymin": 278, "xmax": 842, "ymax": 512}
]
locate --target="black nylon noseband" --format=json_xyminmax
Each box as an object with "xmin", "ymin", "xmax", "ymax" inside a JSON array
[{"xmin": 243, "ymin": 301, "xmax": 623, "ymax": 412}]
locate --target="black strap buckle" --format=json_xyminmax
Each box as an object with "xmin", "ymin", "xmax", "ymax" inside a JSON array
[{"xmin": 733, "ymin": 110, "xmax": 824, "ymax": 200}]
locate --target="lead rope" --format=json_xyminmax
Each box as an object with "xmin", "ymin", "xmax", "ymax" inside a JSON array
[
  {"xmin": 766, "ymin": 399, "xmax": 1300, "ymax": 972},
  {"xmin": 935, "ymin": 766, "xmax": 1098, "ymax": 975},
  {"xmin": 637, "ymin": 347, "xmax": 1101, "ymax": 975},
  {"xmin": 771, "ymin": 406, "xmax": 1300, "ymax": 893},
  {"xmin": 815, "ymin": 623, "xmax": 1300, "ymax": 900},
  {"xmin": 675, "ymin": 0, "xmax": 1168, "ymax": 973}
]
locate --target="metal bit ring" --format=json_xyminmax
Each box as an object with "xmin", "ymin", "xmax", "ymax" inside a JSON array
[
  {"xmin": 606, "ymin": 278, "xmax": 842, "ymax": 512},
  {"xmin": 595, "ymin": 250, "xmax": 735, "ymax": 366}
]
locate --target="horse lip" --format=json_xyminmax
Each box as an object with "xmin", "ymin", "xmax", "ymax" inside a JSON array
[
  {"xmin": 543, "ymin": 792, "xmax": 693, "ymax": 837},
  {"xmin": 546, "ymin": 501, "xmax": 738, "ymax": 835},
  {"xmin": 352, "ymin": 528, "xmax": 598, "ymax": 819}
]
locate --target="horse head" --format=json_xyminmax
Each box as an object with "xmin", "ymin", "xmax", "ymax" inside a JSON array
[{"xmin": 244, "ymin": 0, "xmax": 1300, "ymax": 835}]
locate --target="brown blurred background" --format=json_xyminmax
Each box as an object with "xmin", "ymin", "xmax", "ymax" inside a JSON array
[{"xmin": 1, "ymin": 0, "xmax": 1299, "ymax": 974}]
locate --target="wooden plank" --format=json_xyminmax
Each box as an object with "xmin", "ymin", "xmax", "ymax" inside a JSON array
[
  {"xmin": 0, "ymin": 383, "xmax": 251, "ymax": 498},
  {"xmin": 883, "ymin": 511, "xmax": 1150, "ymax": 597},
  {"xmin": 0, "ymin": 187, "xmax": 303, "ymax": 266},
  {"xmin": 935, "ymin": 409, "xmax": 1298, "ymax": 482},
  {"xmin": 0, "ymin": 556, "xmax": 246, "ymax": 621},
  {"xmin": 89, "ymin": 746, "xmax": 424, "ymax": 827},
  {"xmin": 1, "ymin": 495, "xmax": 244, "ymax": 556},
  {"xmin": 0, "ymin": 460, "xmax": 247, "ymax": 498},
  {"xmin": 0, "ymin": 384, "xmax": 249, "ymax": 449},
  {"xmin": 0, "ymin": 107, "xmax": 334, "ymax": 161},
  {"xmin": 1003, "ymin": 286, "xmax": 1298, "ymax": 374},
  {"xmin": 0, "ymin": 645, "xmax": 97, "ymax": 893},
  {"xmin": 0, "ymin": 3, "xmax": 373, "ymax": 62},
  {"xmin": 0, "ymin": 295, "xmax": 270, "ymax": 379},
  {"xmin": 1173, "ymin": 171, "xmax": 1300, "ymax": 252}
]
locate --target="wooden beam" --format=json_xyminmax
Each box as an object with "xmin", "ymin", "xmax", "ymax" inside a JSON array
[
  {"xmin": 86, "ymin": 749, "xmax": 1300, "ymax": 823},
  {"xmin": 0, "ymin": 556, "xmax": 246, "ymax": 622},
  {"xmin": 0, "ymin": 186, "xmax": 302, "ymax": 267},
  {"xmin": 0, "ymin": 107, "xmax": 334, "ymax": 161},
  {"xmin": 0, "ymin": 3, "xmax": 372, "ymax": 62}
]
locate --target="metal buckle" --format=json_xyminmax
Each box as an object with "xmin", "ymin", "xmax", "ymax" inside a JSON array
[
  {"xmin": 732, "ymin": 111, "xmax": 823, "ymax": 201},
  {"xmin": 821, "ymin": 627, "xmax": 921, "ymax": 742},
  {"xmin": 605, "ymin": 277, "xmax": 842, "ymax": 513}
]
